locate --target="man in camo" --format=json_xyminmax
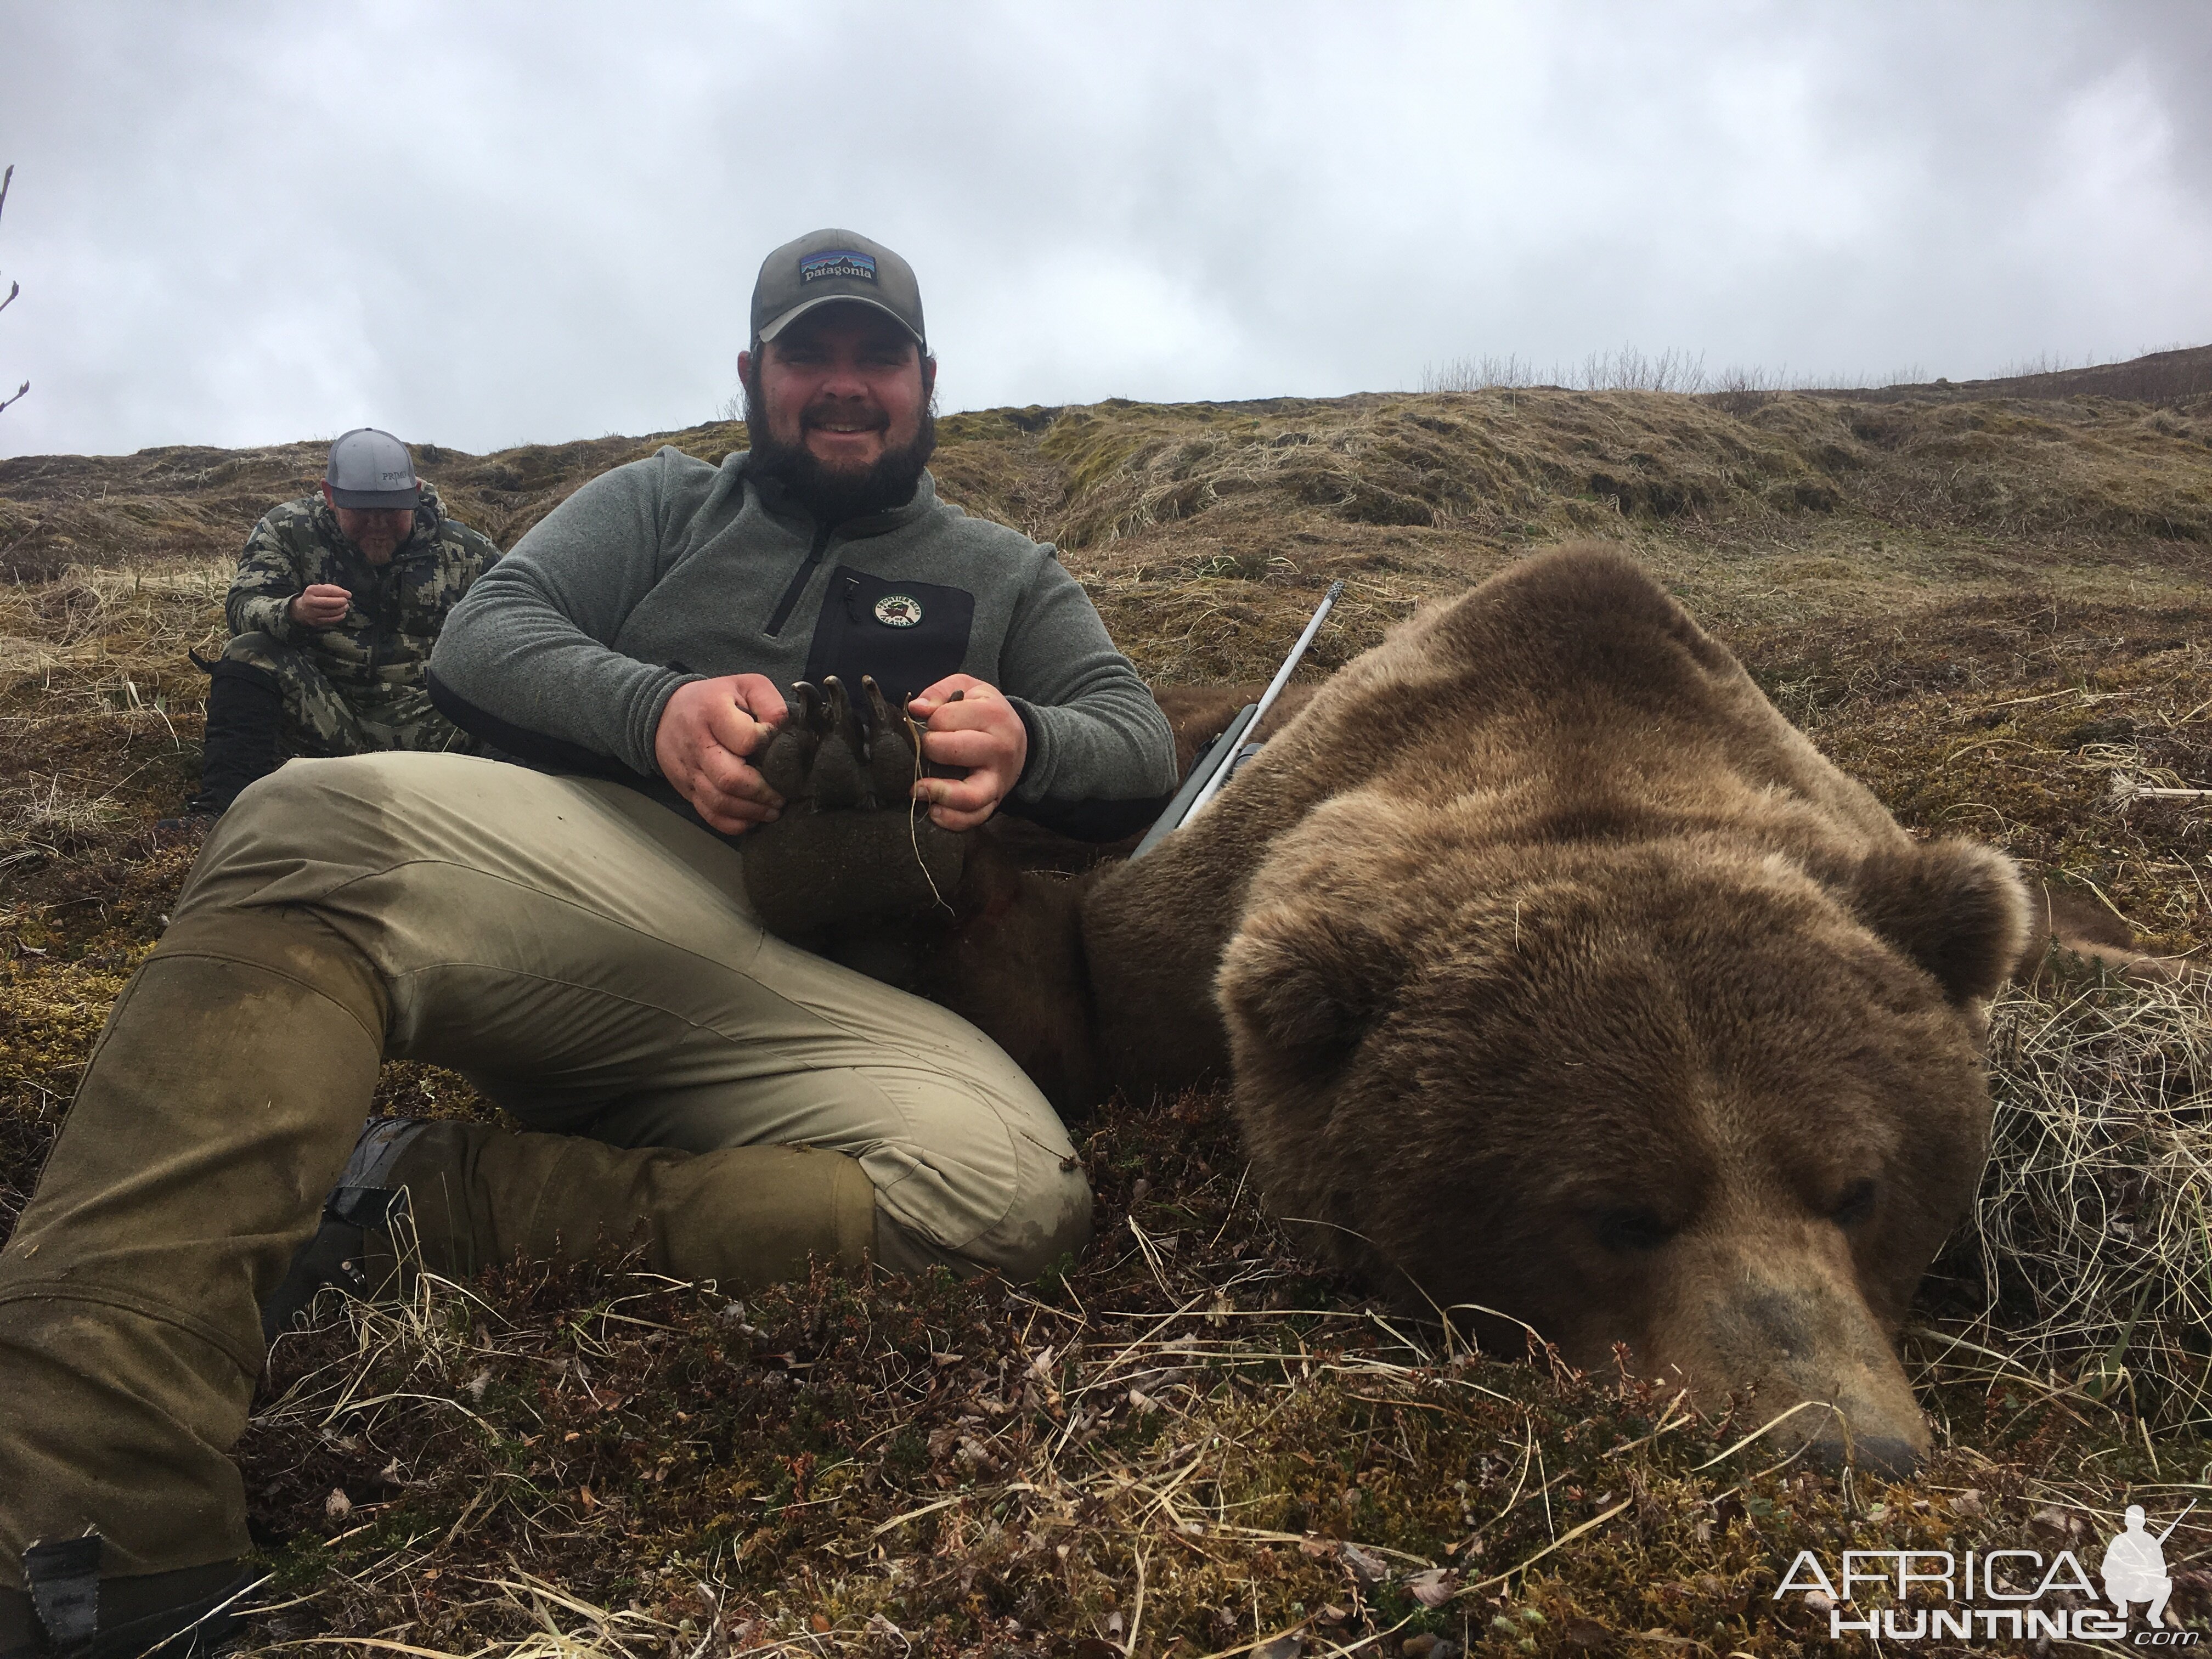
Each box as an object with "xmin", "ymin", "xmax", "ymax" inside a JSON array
[{"xmin": 188, "ymin": 428, "xmax": 501, "ymax": 813}]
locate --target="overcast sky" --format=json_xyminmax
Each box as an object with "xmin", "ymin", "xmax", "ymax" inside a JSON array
[{"xmin": 1, "ymin": 1, "xmax": 2206, "ymax": 459}]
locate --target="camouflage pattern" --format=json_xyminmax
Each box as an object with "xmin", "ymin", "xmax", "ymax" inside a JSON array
[
  {"xmin": 220, "ymin": 631, "xmax": 466, "ymax": 755},
  {"xmin": 224, "ymin": 482, "xmax": 500, "ymax": 756}
]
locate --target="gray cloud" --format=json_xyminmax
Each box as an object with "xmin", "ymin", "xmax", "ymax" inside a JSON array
[{"xmin": 1, "ymin": 0, "xmax": 2205, "ymax": 458}]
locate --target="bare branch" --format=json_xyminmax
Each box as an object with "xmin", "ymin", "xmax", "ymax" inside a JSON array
[{"xmin": 0, "ymin": 162, "xmax": 20, "ymax": 415}]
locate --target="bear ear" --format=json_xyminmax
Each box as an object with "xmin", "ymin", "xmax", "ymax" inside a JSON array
[
  {"xmin": 1217, "ymin": 902, "xmax": 1406, "ymax": 1075},
  {"xmin": 1847, "ymin": 839, "xmax": 2031, "ymax": 1006}
]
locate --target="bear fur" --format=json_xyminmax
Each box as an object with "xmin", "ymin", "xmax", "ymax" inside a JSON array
[
  {"xmin": 760, "ymin": 543, "xmax": 2156, "ymax": 1469},
  {"xmin": 953, "ymin": 544, "xmax": 2032, "ymax": 1469}
]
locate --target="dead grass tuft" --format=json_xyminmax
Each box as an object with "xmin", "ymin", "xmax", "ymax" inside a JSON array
[{"xmin": 1922, "ymin": 970, "xmax": 2212, "ymax": 1429}]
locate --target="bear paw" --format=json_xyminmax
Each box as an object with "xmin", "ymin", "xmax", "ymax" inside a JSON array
[{"xmin": 742, "ymin": 674, "xmax": 967, "ymax": 939}]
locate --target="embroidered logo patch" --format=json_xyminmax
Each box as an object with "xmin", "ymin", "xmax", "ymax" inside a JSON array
[
  {"xmin": 874, "ymin": 594, "xmax": 923, "ymax": 628},
  {"xmin": 800, "ymin": 250, "xmax": 878, "ymax": 285}
]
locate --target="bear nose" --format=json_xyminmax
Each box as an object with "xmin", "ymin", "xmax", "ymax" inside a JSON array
[{"xmin": 1809, "ymin": 1433, "xmax": 1922, "ymax": 1480}]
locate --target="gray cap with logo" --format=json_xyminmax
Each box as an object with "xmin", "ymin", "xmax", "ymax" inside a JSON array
[
  {"xmin": 326, "ymin": 428, "xmax": 421, "ymax": 510},
  {"xmin": 751, "ymin": 228, "xmax": 926, "ymax": 351}
]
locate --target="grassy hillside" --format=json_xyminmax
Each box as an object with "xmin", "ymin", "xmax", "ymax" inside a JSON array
[{"xmin": 5, "ymin": 372, "xmax": 2212, "ymax": 1655}]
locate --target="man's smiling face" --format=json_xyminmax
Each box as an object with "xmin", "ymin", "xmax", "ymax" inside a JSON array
[
  {"xmin": 747, "ymin": 305, "xmax": 932, "ymax": 478},
  {"xmin": 738, "ymin": 302, "xmax": 939, "ymax": 521}
]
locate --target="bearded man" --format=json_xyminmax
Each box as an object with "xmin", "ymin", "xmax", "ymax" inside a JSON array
[{"xmin": 0, "ymin": 230, "xmax": 1177, "ymax": 1657}]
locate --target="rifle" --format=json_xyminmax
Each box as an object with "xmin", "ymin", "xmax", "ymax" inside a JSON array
[
  {"xmin": 1128, "ymin": 578, "xmax": 1343, "ymax": 861},
  {"xmin": 2157, "ymin": 1500, "xmax": 2197, "ymax": 1544}
]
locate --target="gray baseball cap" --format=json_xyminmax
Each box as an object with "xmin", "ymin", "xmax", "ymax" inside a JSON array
[
  {"xmin": 751, "ymin": 228, "xmax": 926, "ymax": 351},
  {"xmin": 326, "ymin": 428, "xmax": 420, "ymax": 510}
]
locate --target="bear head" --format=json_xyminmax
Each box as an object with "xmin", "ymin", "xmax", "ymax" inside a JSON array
[{"xmin": 1216, "ymin": 788, "xmax": 2029, "ymax": 1473}]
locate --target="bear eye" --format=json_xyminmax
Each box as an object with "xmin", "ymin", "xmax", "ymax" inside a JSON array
[
  {"xmin": 1593, "ymin": 1208, "xmax": 1675, "ymax": 1254},
  {"xmin": 1831, "ymin": 1178, "xmax": 1877, "ymax": 1228}
]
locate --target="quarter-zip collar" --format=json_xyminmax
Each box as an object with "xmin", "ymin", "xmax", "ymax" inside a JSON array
[{"xmin": 741, "ymin": 459, "xmax": 945, "ymax": 639}]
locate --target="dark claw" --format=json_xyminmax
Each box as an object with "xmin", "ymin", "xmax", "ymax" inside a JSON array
[
  {"xmin": 791, "ymin": 680, "xmax": 830, "ymax": 736},
  {"xmin": 765, "ymin": 677, "xmax": 957, "ymax": 817},
  {"xmin": 826, "ymin": 675, "xmax": 869, "ymax": 765},
  {"xmin": 809, "ymin": 676, "xmax": 868, "ymax": 810},
  {"xmin": 861, "ymin": 676, "xmax": 904, "ymax": 762},
  {"xmin": 759, "ymin": 689, "xmax": 821, "ymax": 805},
  {"xmin": 865, "ymin": 679, "xmax": 917, "ymax": 805},
  {"xmin": 852, "ymin": 675, "xmax": 878, "ymax": 763}
]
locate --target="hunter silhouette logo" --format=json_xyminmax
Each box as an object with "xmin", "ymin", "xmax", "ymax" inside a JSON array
[
  {"xmin": 1774, "ymin": 1500, "xmax": 2200, "ymax": 1643},
  {"xmin": 873, "ymin": 594, "xmax": 923, "ymax": 628},
  {"xmin": 2104, "ymin": 1503, "xmax": 2192, "ymax": 1632}
]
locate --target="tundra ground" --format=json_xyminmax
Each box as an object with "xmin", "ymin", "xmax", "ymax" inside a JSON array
[{"xmin": 4, "ymin": 375, "xmax": 2212, "ymax": 1654}]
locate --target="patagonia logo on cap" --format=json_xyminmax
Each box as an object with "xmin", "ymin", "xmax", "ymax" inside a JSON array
[{"xmin": 800, "ymin": 250, "xmax": 877, "ymax": 285}]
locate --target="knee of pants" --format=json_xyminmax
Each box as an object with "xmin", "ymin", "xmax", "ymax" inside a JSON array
[
  {"xmin": 221, "ymin": 630, "xmax": 294, "ymax": 675},
  {"xmin": 202, "ymin": 756, "xmax": 354, "ymax": 852},
  {"xmin": 179, "ymin": 754, "xmax": 428, "ymax": 916},
  {"xmin": 966, "ymin": 1156, "xmax": 1094, "ymax": 1282}
]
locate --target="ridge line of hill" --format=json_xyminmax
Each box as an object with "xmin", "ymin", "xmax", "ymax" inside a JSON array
[
  {"xmin": 5, "ymin": 365, "xmax": 2209, "ymax": 594},
  {"xmin": 1803, "ymin": 341, "xmax": 2212, "ymax": 406}
]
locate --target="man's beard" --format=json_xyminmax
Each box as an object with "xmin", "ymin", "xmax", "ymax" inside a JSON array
[{"xmin": 743, "ymin": 373, "xmax": 936, "ymax": 524}]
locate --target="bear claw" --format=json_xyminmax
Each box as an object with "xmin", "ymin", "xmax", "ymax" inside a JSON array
[
  {"xmin": 741, "ymin": 675, "xmax": 969, "ymax": 940},
  {"xmin": 776, "ymin": 675, "xmax": 883, "ymax": 810}
]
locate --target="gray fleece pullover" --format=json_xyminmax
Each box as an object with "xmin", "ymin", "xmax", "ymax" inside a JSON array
[{"xmin": 430, "ymin": 446, "xmax": 1178, "ymax": 830}]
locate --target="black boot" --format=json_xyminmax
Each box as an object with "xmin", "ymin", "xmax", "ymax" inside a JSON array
[
  {"xmin": 260, "ymin": 1118, "xmax": 423, "ymax": 1341},
  {"xmin": 2, "ymin": 1539, "xmax": 258, "ymax": 1659},
  {"xmin": 183, "ymin": 658, "xmax": 283, "ymax": 817}
]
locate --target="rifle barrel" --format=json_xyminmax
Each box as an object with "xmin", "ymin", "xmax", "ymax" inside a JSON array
[
  {"xmin": 2157, "ymin": 1499, "xmax": 2197, "ymax": 1543},
  {"xmin": 1181, "ymin": 579, "xmax": 1344, "ymax": 821}
]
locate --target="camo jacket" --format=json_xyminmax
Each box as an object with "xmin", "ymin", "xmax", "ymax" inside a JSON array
[{"xmin": 226, "ymin": 482, "xmax": 502, "ymax": 697}]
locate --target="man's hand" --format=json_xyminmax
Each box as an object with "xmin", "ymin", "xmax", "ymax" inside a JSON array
[
  {"xmin": 287, "ymin": 583, "xmax": 352, "ymax": 628},
  {"xmin": 654, "ymin": 674, "xmax": 789, "ymax": 834},
  {"xmin": 906, "ymin": 675, "xmax": 1028, "ymax": 831}
]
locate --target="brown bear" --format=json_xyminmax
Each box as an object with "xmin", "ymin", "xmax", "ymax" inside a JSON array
[
  {"xmin": 764, "ymin": 544, "xmax": 2058, "ymax": 1471},
  {"xmin": 921, "ymin": 544, "xmax": 2025, "ymax": 1472}
]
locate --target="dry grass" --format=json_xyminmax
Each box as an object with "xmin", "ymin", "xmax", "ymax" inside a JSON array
[
  {"xmin": 0, "ymin": 560, "xmax": 223, "ymax": 783},
  {"xmin": 228, "ymin": 1080, "xmax": 2212, "ymax": 1659},
  {"xmin": 1867, "ymin": 345, "xmax": 2212, "ymax": 410},
  {"xmin": 1923, "ymin": 970, "xmax": 2212, "ymax": 1430},
  {"xmin": 7, "ymin": 378, "xmax": 2212, "ymax": 1652}
]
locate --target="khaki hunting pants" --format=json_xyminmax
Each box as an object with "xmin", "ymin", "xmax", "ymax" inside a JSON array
[{"xmin": 0, "ymin": 753, "xmax": 1090, "ymax": 1585}]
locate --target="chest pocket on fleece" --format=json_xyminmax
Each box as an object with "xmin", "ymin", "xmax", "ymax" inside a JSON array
[{"xmin": 802, "ymin": 566, "xmax": 977, "ymax": 705}]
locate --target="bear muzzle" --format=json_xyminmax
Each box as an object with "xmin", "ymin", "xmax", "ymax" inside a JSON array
[{"xmin": 1617, "ymin": 1224, "xmax": 1931, "ymax": 1477}]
